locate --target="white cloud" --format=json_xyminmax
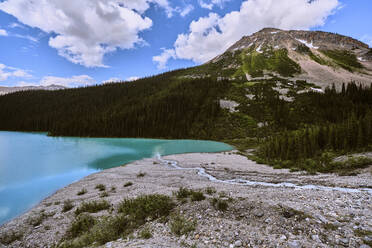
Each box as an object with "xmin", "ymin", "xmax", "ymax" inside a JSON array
[
  {"xmin": 0, "ymin": 0, "xmax": 180, "ymax": 67},
  {"xmin": 127, "ymin": 76, "xmax": 140, "ymax": 81},
  {"xmin": 179, "ymin": 4, "xmax": 194, "ymax": 17},
  {"xmin": 102, "ymin": 77, "xmax": 122, "ymax": 84},
  {"xmin": 0, "ymin": 29, "xmax": 8, "ymax": 36},
  {"xmin": 361, "ymin": 35, "xmax": 372, "ymax": 48},
  {"xmin": 13, "ymin": 34, "xmax": 38, "ymax": 43},
  {"xmin": 40, "ymin": 75, "xmax": 95, "ymax": 87},
  {"xmin": 0, "ymin": 63, "xmax": 32, "ymax": 81},
  {"xmin": 199, "ymin": 0, "xmax": 231, "ymax": 10},
  {"xmin": 154, "ymin": 0, "xmax": 339, "ymax": 68},
  {"xmin": 152, "ymin": 49, "xmax": 176, "ymax": 69}
]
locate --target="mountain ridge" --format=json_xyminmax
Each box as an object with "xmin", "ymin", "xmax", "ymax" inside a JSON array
[
  {"xmin": 0, "ymin": 84, "xmax": 66, "ymax": 95},
  {"xmin": 199, "ymin": 28, "xmax": 372, "ymax": 89}
]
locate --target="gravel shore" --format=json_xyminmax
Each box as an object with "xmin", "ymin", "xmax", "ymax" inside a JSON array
[{"xmin": 1, "ymin": 151, "xmax": 371, "ymax": 248}]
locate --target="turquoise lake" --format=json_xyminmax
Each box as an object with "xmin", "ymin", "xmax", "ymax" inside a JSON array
[{"xmin": 0, "ymin": 131, "xmax": 233, "ymax": 225}]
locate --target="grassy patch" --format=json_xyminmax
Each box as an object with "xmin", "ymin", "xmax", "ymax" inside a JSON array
[
  {"xmin": 124, "ymin": 182, "xmax": 133, "ymax": 187},
  {"xmin": 169, "ymin": 214, "xmax": 197, "ymax": 236},
  {"xmin": 75, "ymin": 200, "xmax": 110, "ymax": 216},
  {"xmin": 241, "ymin": 47, "xmax": 301, "ymax": 78},
  {"xmin": 321, "ymin": 49, "xmax": 363, "ymax": 72},
  {"xmin": 0, "ymin": 231, "xmax": 23, "ymax": 245},
  {"xmin": 100, "ymin": 191, "xmax": 109, "ymax": 198},
  {"xmin": 77, "ymin": 188, "xmax": 87, "ymax": 196},
  {"xmin": 174, "ymin": 187, "xmax": 192, "ymax": 199},
  {"xmin": 27, "ymin": 212, "xmax": 48, "ymax": 226},
  {"xmin": 210, "ymin": 198, "xmax": 229, "ymax": 211},
  {"xmin": 205, "ymin": 187, "xmax": 216, "ymax": 195},
  {"xmin": 60, "ymin": 194, "xmax": 175, "ymax": 248},
  {"xmin": 137, "ymin": 172, "xmax": 146, "ymax": 178},
  {"xmin": 118, "ymin": 194, "xmax": 175, "ymax": 223},
  {"xmin": 62, "ymin": 200, "xmax": 74, "ymax": 213},
  {"xmin": 95, "ymin": 184, "xmax": 106, "ymax": 191},
  {"xmin": 190, "ymin": 191, "xmax": 206, "ymax": 202},
  {"xmin": 64, "ymin": 214, "xmax": 96, "ymax": 239},
  {"xmin": 139, "ymin": 227, "xmax": 152, "ymax": 239}
]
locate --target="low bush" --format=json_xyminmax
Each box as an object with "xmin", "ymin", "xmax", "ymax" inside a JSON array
[
  {"xmin": 139, "ymin": 227, "xmax": 152, "ymax": 239},
  {"xmin": 62, "ymin": 200, "xmax": 74, "ymax": 212},
  {"xmin": 118, "ymin": 194, "xmax": 175, "ymax": 224},
  {"xmin": 0, "ymin": 231, "xmax": 23, "ymax": 245},
  {"xmin": 77, "ymin": 188, "xmax": 87, "ymax": 196},
  {"xmin": 65, "ymin": 214, "xmax": 96, "ymax": 239},
  {"xmin": 75, "ymin": 200, "xmax": 110, "ymax": 216},
  {"xmin": 95, "ymin": 184, "xmax": 106, "ymax": 191},
  {"xmin": 169, "ymin": 214, "xmax": 196, "ymax": 236},
  {"xmin": 123, "ymin": 182, "xmax": 133, "ymax": 187},
  {"xmin": 190, "ymin": 191, "xmax": 206, "ymax": 202}
]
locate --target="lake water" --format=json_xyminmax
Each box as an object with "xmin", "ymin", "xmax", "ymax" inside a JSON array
[{"xmin": 0, "ymin": 131, "xmax": 232, "ymax": 225}]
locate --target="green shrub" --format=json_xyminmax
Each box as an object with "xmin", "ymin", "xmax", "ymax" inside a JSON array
[
  {"xmin": 139, "ymin": 227, "xmax": 152, "ymax": 239},
  {"xmin": 0, "ymin": 231, "xmax": 23, "ymax": 245},
  {"xmin": 124, "ymin": 182, "xmax": 133, "ymax": 187},
  {"xmin": 169, "ymin": 214, "xmax": 196, "ymax": 236},
  {"xmin": 95, "ymin": 184, "xmax": 106, "ymax": 191},
  {"xmin": 118, "ymin": 194, "xmax": 175, "ymax": 223},
  {"xmin": 77, "ymin": 188, "xmax": 87, "ymax": 196},
  {"xmin": 205, "ymin": 187, "xmax": 216, "ymax": 195},
  {"xmin": 174, "ymin": 187, "xmax": 191, "ymax": 199},
  {"xmin": 65, "ymin": 214, "xmax": 96, "ymax": 239},
  {"xmin": 137, "ymin": 172, "xmax": 146, "ymax": 178},
  {"xmin": 210, "ymin": 198, "xmax": 228, "ymax": 211},
  {"xmin": 75, "ymin": 200, "xmax": 110, "ymax": 216},
  {"xmin": 62, "ymin": 200, "xmax": 74, "ymax": 212},
  {"xmin": 60, "ymin": 215, "xmax": 130, "ymax": 248},
  {"xmin": 190, "ymin": 191, "xmax": 205, "ymax": 202},
  {"xmin": 100, "ymin": 191, "xmax": 109, "ymax": 198}
]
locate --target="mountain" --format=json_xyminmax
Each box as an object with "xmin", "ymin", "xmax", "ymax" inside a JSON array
[
  {"xmin": 0, "ymin": 28, "xmax": 372, "ymax": 173},
  {"xmin": 0, "ymin": 84, "xmax": 66, "ymax": 95},
  {"xmin": 182, "ymin": 28, "xmax": 372, "ymax": 89}
]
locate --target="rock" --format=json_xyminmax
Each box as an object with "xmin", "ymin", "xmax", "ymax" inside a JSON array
[
  {"xmin": 195, "ymin": 234, "xmax": 200, "ymax": 239},
  {"xmin": 314, "ymin": 214, "xmax": 328, "ymax": 224},
  {"xmin": 229, "ymin": 244, "xmax": 234, "ymax": 248},
  {"xmin": 359, "ymin": 245, "xmax": 371, "ymax": 248},
  {"xmin": 288, "ymin": 240, "xmax": 302, "ymax": 248},
  {"xmin": 338, "ymin": 238, "xmax": 349, "ymax": 246},
  {"xmin": 235, "ymin": 240, "xmax": 242, "ymax": 247},
  {"xmin": 280, "ymin": 235, "xmax": 287, "ymax": 241},
  {"xmin": 253, "ymin": 210, "xmax": 264, "ymax": 218},
  {"xmin": 311, "ymin": 234, "xmax": 321, "ymax": 243},
  {"xmin": 105, "ymin": 242, "xmax": 112, "ymax": 248}
]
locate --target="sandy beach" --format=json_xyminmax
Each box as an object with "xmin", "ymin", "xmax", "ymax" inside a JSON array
[{"xmin": 1, "ymin": 151, "xmax": 371, "ymax": 248}]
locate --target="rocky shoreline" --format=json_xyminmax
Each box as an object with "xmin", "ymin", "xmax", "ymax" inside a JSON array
[{"xmin": 1, "ymin": 151, "xmax": 371, "ymax": 248}]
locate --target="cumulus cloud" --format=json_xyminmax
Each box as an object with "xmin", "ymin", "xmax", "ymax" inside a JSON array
[
  {"xmin": 199, "ymin": 0, "xmax": 231, "ymax": 10},
  {"xmin": 0, "ymin": 63, "xmax": 32, "ymax": 81},
  {"xmin": 0, "ymin": 29, "xmax": 8, "ymax": 36},
  {"xmin": 126, "ymin": 76, "xmax": 140, "ymax": 81},
  {"xmin": 179, "ymin": 4, "xmax": 194, "ymax": 17},
  {"xmin": 152, "ymin": 49, "xmax": 176, "ymax": 69},
  {"xmin": 154, "ymin": 0, "xmax": 339, "ymax": 68},
  {"xmin": 0, "ymin": 0, "xmax": 178, "ymax": 67}
]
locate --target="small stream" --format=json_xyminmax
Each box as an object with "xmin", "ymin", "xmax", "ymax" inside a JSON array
[{"xmin": 157, "ymin": 155, "xmax": 372, "ymax": 195}]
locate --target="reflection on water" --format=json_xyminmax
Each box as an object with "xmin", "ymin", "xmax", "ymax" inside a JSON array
[{"xmin": 0, "ymin": 131, "xmax": 232, "ymax": 225}]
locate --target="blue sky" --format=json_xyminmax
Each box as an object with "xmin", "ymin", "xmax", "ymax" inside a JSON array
[{"xmin": 0, "ymin": 0, "xmax": 371, "ymax": 87}]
